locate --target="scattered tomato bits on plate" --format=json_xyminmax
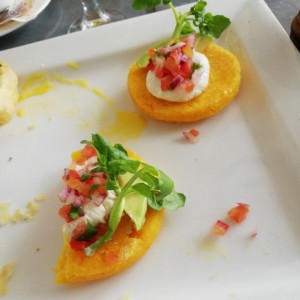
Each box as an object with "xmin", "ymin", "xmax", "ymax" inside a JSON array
[
  {"xmin": 182, "ymin": 128, "xmax": 200, "ymax": 143},
  {"xmin": 227, "ymin": 203, "xmax": 250, "ymax": 224},
  {"xmin": 212, "ymin": 203, "xmax": 250, "ymax": 237},
  {"xmin": 212, "ymin": 220, "xmax": 229, "ymax": 236}
]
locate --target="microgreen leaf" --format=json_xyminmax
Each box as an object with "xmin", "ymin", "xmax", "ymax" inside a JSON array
[
  {"xmin": 81, "ymin": 173, "xmax": 90, "ymax": 182},
  {"xmin": 132, "ymin": 0, "xmax": 231, "ymax": 52},
  {"xmin": 68, "ymin": 206, "xmax": 83, "ymax": 220},
  {"xmin": 161, "ymin": 191, "xmax": 186, "ymax": 210}
]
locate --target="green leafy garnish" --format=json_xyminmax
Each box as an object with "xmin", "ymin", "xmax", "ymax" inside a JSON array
[
  {"xmin": 68, "ymin": 206, "xmax": 83, "ymax": 220},
  {"xmin": 81, "ymin": 134, "xmax": 185, "ymax": 256},
  {"xmin": 81, "ymin": 173, "xmax": 90, "ymax": 182},
  {"xmin": 133, "ymin": 0, "xmax": 231, "ymax": 66}
]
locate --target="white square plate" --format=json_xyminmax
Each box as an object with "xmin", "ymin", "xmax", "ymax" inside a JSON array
[{"xmin": 1, "ymin": 0, "xmax": 300, "ymax": 299}]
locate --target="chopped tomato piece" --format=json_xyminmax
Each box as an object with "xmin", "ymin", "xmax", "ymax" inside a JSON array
[
  {"xmin": 227, "ymin": 203, "xmax": 250, "ymax": 223},
  {"xmin": 164, "ymin": 56, "xmax": 180, "ymax": 76},
  {"xmin": 148, "ymin": 48, "xmax": 156, "ymax": 58},
  {"xmin": 183, "ymin": 128, "xmax": 200, "ymax": 143},
  {"xmin": 81, "ymin": 144, "xmax": 97, "ymax": 160},
  {"xmin": 212, "ymin": 220, "xmax": 229, "ymax": 236},
  {"xmin": 69, "ymin": 238, "xmax": 90, "ymax": 251},
  {"xmin": 58, "ymin": 205, "xmax": 72, "ymax": 223},
  {"xmin": 63, "ymin": 168, "xmax": 107, "ymax": 197},
  {"xmin": 72, "ymin": 219, "xmax": 88, "ymax": 239},
  {"xmin": 69, "ymin": 222, "xmax": 108, "ymax": 251},
  {"xmin": 189, "ymin": 128, "xmax": 199, "ymax": 137},
  {"xmin": 180, "ymin": 60, "xmax": 193, "ymax": 78},
  {"xmin": 160, "ymin": 75, "xmax": 174, "ymax": 91}
]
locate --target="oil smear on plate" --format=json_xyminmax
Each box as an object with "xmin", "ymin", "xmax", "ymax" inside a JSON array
[{"xmin": 17, "ymin": 69, "xmax": 148, "ymax": 143}]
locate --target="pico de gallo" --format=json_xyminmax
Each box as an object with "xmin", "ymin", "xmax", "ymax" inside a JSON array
[
  {"xmin": 146, "ymin": 33, "xmax": 202, "ymax": 93},
  {"xmin": 58, "ymin": 134, "xmax": 186, "ymax": 256}
]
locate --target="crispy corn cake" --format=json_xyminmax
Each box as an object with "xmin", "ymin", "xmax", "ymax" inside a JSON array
[
  {"xmin": 55, "ymin": 147, "xmax": 171, "ymax": 284},
  {"xmin": 55, "ymin": 208, "xmax": 164, "ymax": 284},
  {"xmin": 127, "ymin": 44, "xmax": 241, "ymax": 123}
]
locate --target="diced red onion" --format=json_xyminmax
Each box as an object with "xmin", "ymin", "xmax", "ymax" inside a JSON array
[
  {"xmin": 94, "ymin": 194, "xmax": 107, "ymax": 206},
  {"xmin": 169, "ymin": 75, "xmax": 184, "ymax": 90},
  {"xmin": 160, "ymin": 42, "xmax": 186, "ymax": 54}
]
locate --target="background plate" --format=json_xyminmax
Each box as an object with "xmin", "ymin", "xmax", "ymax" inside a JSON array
[
  {"xmin": 0, "ymin": 0, "xmax": 51, "ymax": 37},
  {"xmin": 1, "ymin": 0, "xmax": 300, "ymax": 299}
]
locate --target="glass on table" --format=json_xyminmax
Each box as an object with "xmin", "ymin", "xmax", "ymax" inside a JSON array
[{"xmin": 68, "ymin": 0, "xmax": 125, "ymax": 33}]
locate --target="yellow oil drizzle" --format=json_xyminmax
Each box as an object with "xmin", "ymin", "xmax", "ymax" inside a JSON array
[
  {"xmin": 92, "ymin": 88, "xmax": 115, "ymax": 106},
  {"xmin": 17, "ymin": 70, "xmax": 148, "ymax": 142},
  {"xmin": 19, "ymin": 72, "xmax": 53, "ymax": 101},
  {"xmin": 99, "ymin": 110, "xmax": 148, "ymax": 143},
  {"xmin": 51, "ymin": 73, "xmax": 90, "ymax": 88},
  {"xmin": 198, "ymin": 235, "xmax": 227, "ymax": 259},
  {"xmin": 66, "ymin": 61, "xmax": 79, "ymax": 70}
]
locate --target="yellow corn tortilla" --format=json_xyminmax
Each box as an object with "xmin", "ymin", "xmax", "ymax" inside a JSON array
[
  {"xmin": 127, "ymin": 44, "xmax": 241, "ymax": 123},
  {"xmin": 55, "ymin": 151, "xmax": 164, "ymax": 284}
]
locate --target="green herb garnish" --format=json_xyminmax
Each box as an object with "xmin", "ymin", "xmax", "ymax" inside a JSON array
[
  {"xmin": 68, "ymin": 206, "xmax": 83, "ymax": 220},
  {"xmin": 81, "ymin": 173, "xmax": 90, "ymax": 181},
  {"xmin": 81, "ymin": 134, "xmax": 185, "ymax": 256},
  {"xmin": 133, "ymin": 0, "xmax": 231, "ymax": 66}
]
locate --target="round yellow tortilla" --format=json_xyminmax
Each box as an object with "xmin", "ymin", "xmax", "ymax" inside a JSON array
[
  {"xmin": 55, "ymin": 208, "xmax": 164, "ymax": 284},
  {"xmin": 55, "ymin": 151, "xmax": 164, "ymax": 284},
  {"xmin": 127, "ymin": 44, "xmax": 241, "ymax": 123}
]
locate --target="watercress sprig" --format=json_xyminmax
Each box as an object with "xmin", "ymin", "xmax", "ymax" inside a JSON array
[
  {"xmin": 81, "ymin": 134, "xmax": 185, "ymax": 256},
  {"xmin": 133, "ymin": 0, "xmax": 230, "ymax": 40},
  {"xmin": 133, "ymin": 0, "xmax": 230, "ymax": 66}
]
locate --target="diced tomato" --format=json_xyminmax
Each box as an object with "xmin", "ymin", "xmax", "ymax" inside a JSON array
[
  {"xmin": 212, "ymin": 220, "xmax": 230, "ymax": 236},
  {"xmin": 72, "ymin": 219, "xmax": 87, "ymax": 239},
  {"xmin": 58, "ymin": 205, "xmax": 72, "ymax": 223},
  {"xmin": 148, "ymin": 48, "xmax": 156, "ymax": 58},
  {"xmin": 147, "ymin": 60, "xmax": 155, "ymax": 72},
  {"xmin": 189, "ymin": 128, "xmax": 199, "ymax": 137},
  {"xmin": 160, "ymin": 75, "xmax": 174, "ymax": 91},
  {"xmin": 69, "ymin": 238, "xmax": 90, "ymax": 251},
  {"xmin": 63, "ymin": 168, "xmax": 107, "ymax": 197},
  {"xmin": 81, "ymin": 144, "xmax": 97, "ymax": 160},
  {"xmin": 180, "ymin": 60, "xmax": 193, "ymax": 79},
  {"xmin": 227, "ymin": 203, "xmax": 250, "ymax": 224},
  {"xmin": 182, "ymin": 128, "xmax": 200, "ymax": 143},
  {"xmin": 69, "ymin": 222, "xmax": 108, "ymax": 251},
  {"xmin": 72, "ymin": 145, "xmax": 97, "ymax": 165},
  {"xmin": 164, "ymin": 56, "xmax": 180, "ymax": 76}
]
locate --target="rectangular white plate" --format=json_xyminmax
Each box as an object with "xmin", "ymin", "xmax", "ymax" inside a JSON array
[{"xmin": 1, "ymin": 0, "xmax": 300, "ymax": 299}]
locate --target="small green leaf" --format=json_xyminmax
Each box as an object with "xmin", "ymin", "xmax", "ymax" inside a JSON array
[
  {"xmin": 207, "ymin": 15, "xmax": 231, "ymax": 38},
  {"xmin": 81, "ymin": 173, "xmax": 90, "ymax": 182},
  {"xmin": 132, "ymin": 182, "xmax": 152, "ymax": 198},
  {"xmin": 68, "ymin": 206, "xmax": 83, "ymax": 220},
  {"xmin": 89, "ymin": 184, "xmax": 100, "ymax": 192},
  {"xmin": 147, "ymin": 197, "xmax": 163, "ymax": 211},
  {"xmin": 154, "ymin": 170, "xmax": 174, "ymax": 202},
  {"xmin": 161, "ymin": 191, "xmax": 186, "ymax": 210}
]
